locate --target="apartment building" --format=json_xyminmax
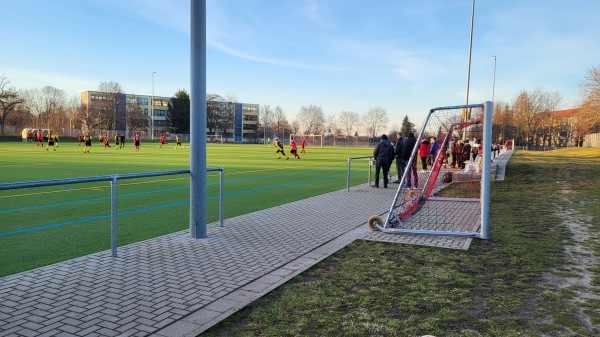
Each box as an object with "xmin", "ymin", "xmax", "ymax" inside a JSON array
[{"xmin": 81, "ymin": 91, "xmax": 259, "ymax": 141}]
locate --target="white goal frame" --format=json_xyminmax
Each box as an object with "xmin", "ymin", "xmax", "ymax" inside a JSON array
[
  {"xmin": 290, "ymin": 134, "xmax": 324, "ymax": 147},
  {"xmin": 371, "ymin": 101, "xmax": 492, "ymax": 239},
  {"xmin": 206, "ymin": 134, "xmax": 223, "ymax": 143}
]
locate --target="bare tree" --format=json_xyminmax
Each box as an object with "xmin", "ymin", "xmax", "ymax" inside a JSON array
[
  {"xmin": 77, "ymin": 102, "xmax": 102, "ymax": 135},
  {"xmin": 259, "ymin": 105, "xmax": 273, "ymax": 141},
  {"xmin": 217, "ymin": 93, "xmax": 236, "ymax": 141},
  {"xmin": 126, "ymin": 103, "xmax": 149, "ymax": 134},
  {"xmin": 97, "ymin": 81, "xmax": 124, "ymax": 132},
  {"xmin": 512, "ymin": 87, "xmax": 561, "ymax": 147},
  {"xmin": 272, "ymin": 106, "xmax": 288, "ymax": 137},
  {"xmin": 290, "ymin": 118, "xmax": 300, "ymax": 135},
  {"xmin": 22, "ymin": 86, "xmax": 67, "ymax": 131},
  {"xmin": 362, "ymin": 106, "xmax": 389, "ymax": 137},
  {"xmin": 206, "ymin": 93, "xmax": 234, "ymax": 138},
  {"xmin": 338, "ymin": 110, "xmax": 359, "ymax": 137},
  {"xmin": 579, "ymin": 66, "xmax": 600, "ymax": 135},
  {"xmin": 0, "ymin": 75, "xmax": 24, "ymax": 135},
  {"xmin": 297, "ymin": 104, "xmax": 325, "ymax": 134}
]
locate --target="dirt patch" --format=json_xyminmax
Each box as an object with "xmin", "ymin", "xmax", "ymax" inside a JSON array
[{"xmin": 542, "ymin": 185, "xmax": 600, "ymax": 332}]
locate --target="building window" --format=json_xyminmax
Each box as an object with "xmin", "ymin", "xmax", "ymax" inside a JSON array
[{"xmin": 154, "ymin": 109, "xmax": 167, "ymax": 117}]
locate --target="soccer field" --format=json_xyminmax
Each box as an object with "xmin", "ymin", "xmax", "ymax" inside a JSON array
[{"xmin": 0, "ymin": 141, "xmax": 373, "ymax": 276}]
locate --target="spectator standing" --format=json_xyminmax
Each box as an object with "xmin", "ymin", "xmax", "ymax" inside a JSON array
[
  {"xmin": 418, "ymin": 138, "xmax": 431, "ymax": 171},
  {"xmin": 403, "ymin": 132, "xmax": 418, "ymax": 189},
  {"xmin": 461, "ymin": 140, "xmax": 471, "ymax": 169},
  {"xmin": 393, "ymin": 132, "xmax": 404, "ymax": 183},
  {"xmin": 427, "ymin": 137, "xmax": 439, "ymax": 169},
  {"xmin": 372, "ymin": 134, "xmax": 395, "ymax": 188}
]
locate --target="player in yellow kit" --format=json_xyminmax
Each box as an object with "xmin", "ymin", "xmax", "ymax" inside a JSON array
[{"xmin": 274, "ymin": 138, "xmax": 289, "ymax": 159}]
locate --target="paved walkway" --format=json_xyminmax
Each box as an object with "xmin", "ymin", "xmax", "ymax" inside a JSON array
[{"xmin": 0, "ymin": 151, "xmax": 513, "ymax": 337}]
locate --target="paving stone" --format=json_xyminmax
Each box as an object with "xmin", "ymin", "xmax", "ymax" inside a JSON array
[{"xmin": 0, "ymin": 165, "xmax": 515, "ymax": 337}]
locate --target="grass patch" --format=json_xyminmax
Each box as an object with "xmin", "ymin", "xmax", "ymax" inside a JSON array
[
  {"xmin": 0, "ymin": 142, "xmax": 373, "ymax": 276},
  {"xmin": 202, "ymin": 148, "xmax": 600, "ymax": 336}
]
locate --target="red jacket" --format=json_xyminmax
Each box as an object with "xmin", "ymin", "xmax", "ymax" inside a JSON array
[{"xmin": 418, "ymin": 141, "xmax": 430, "ymax": 158}]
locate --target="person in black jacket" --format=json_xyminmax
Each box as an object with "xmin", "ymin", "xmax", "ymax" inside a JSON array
[
  {"xmin": 403, "ymin": 132, "xmax": 418, "ymax": 188},
  {"xmin": 372, "ymin": 134, "xmax": 395, "ymax": 188},
  {"xmin": 393, "ymin": 132, "xmax": 405, "ymax": 183}
]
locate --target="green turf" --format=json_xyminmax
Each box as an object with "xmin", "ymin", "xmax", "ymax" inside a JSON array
[{"xmin": 0, "ymin": 141, "xmax": 373, "ymax": 276}]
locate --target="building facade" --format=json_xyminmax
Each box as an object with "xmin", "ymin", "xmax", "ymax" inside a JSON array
[{"xmin": 81, "ymin": 91, "xmax": 259, "ymax": 141}]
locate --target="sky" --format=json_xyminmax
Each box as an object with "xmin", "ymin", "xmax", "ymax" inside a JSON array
[{"xmin": 1, "ymin": 0, "xmax": 599, "ymax": 129}]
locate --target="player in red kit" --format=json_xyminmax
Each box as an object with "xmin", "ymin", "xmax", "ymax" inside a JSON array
[
  {"xmin": 300, "ymin": 137, "xmax": 306, "ymax": 153},
  {"xmin": 134, "ymin": 133, "xmax": 141, "ymax": 152},
  {"xmin": 158, "ymin": 134, "xmax": 166, "ymax": 148},
  {"xmin": 290, "ymin": 137, "xmax": 300, "ymax": 159}
]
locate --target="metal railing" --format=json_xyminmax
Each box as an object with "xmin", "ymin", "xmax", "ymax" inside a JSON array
[
  {"xmin": 346, "ymin": 155, "xmax": 374, "ymax": 191},
  {"xmin": 0, "ymin": 168, "xmax": 224, "ymax": 257}
]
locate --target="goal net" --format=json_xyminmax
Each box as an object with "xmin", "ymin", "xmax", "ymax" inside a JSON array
[
  {"xmin": 372, "ymin": 102, "xmax": 492, "ymax": 239},
  {"xmin": 206, "ymin": 134, "xmax": 223, "ymax": 143},
  {"xmin": 289, "ymin": 134, "xmax": 324, "ymax": 147}
]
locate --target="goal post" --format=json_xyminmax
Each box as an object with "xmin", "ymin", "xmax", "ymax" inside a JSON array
[
  {"xmin": 289, "ymin": 134, "xmax": 323, "ymax": 147},
  {"xmin": 368, "ymin": 101, "xmax": 492, "ymax": 239}
]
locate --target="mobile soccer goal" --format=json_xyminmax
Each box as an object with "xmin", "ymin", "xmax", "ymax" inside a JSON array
[
  {"xmin": 290, "ymin": 134, "xmax": 324, "ymax": 147},
  {"xmin": 368, "ymin": 101, "xmax": 492, "ymax": 239}
]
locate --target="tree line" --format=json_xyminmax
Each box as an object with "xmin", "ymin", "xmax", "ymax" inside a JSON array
[{"xmin": 2, "ymin": 66, "xmax": 599, "ymax": 145}]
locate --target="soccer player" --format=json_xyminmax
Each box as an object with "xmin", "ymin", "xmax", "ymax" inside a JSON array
[
  {"xmin": 158, "ymin": 134, "xmax": 166, "ymax": 148},
  {"xmin": 35, "ymin": 130, "xmax": 43, "ymax": 148},
  {"xmin": 114, "ymin": 134, "xmax": 120, "ymax": 149},
  {"xmin": 300, "ymin": 137, "xmax": 306, "ymax": 153},
  {"xmin": 83, "ymin": 133, "xmax": 92, "ymax": 153},
  {"xmin": 103, "ymin": 134, "xmax": 111, "ymax": 149},
  {"xmin": 120, "ymin": 134, "xmax": 125, "ymax": 148},
  {"xmin": 46, "ymin": 130, "xmax": 56, "ymax": 151},
  {"xmin": 78, "ymin": 134, "xmax": 84, "ymax": 146},
  {"xmin": 134, "ymin": 132, "xmax": 141, "ymax": 152},
  {"xmin": 290, "ymin": 137, "xmax": 300, "ymax": 159},
  {"xmin": 174, "ymin": 134, "xmax": 182, "ymax": 149},
  {"xmin": 274, "ymin": 138, "xmax": 289, "ymax": 159}
]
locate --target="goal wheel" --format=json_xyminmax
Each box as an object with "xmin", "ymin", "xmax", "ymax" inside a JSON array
[{"xmin": 367, "ymin": 215, "xmax": 383, "ymax": 231}]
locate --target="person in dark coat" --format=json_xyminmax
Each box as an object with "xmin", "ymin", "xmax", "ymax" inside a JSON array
[
  {"xmin": 403, "ymin": 132, "xmax": 418, "ymax": 188},
  {"xmin": 372, "ymin": 134, "xmax": 395, "ymax": 188},
  {"xmin": 393, "ymin": 132, "xmax": 405, "ymax": 183}
]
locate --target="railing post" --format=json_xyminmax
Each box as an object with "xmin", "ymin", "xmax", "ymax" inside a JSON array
[
  {"xmin": 110, "ymin": 176, "xmax": 118, "ymax": 257},
  {"xmin": 347, "ymin": 158, "xmax": 351, "ymax": 191},
  {"xmin": 219, "ymin": 168, "xmax": 224, "ymax": 227}
]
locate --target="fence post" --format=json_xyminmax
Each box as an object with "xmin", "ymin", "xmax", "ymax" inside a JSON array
[{"xmin": 110, "ymin": 176, "xmax": 118, "ymax": 257}]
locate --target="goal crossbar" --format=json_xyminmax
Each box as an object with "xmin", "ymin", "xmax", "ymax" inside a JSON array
[{"xmin": 289, "ymin": 134, "xmax": 323, "ymax": 147}]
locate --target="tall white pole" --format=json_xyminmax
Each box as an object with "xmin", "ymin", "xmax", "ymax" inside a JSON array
[
  {"xmin": 151, "ymin": 71, "xmax": 155, "ymax": 140},
  {"xmin": 463, "ymin": 0, "xmax": 475, "ymax": 140},
  {"xmin": 492, "ymin": 56, "xmax": 496, "ymax": 102}
]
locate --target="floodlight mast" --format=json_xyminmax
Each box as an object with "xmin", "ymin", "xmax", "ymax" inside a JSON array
[
  {"xmin": 151, "ymin": 71, "xmax": 156, "ymax": 140},
  {"xmin": 463, "ymin": 0, "xmax": 475, "ymax": 140}
]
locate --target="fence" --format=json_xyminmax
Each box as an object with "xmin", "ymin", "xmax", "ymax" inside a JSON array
[
  {"xmin": 0, "ymin": 168, "xmax": 224, "ymax": 257},
  {"xmin": 584, "ymin": 133, "xmax": 600, "ymax": 147},
  {"xmin": 346, "ymin": 155, "xmax": 374, "ymax": 191}
]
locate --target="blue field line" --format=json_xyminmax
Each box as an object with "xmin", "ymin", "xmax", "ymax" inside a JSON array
[
  {"xmin": 0, "ymin": 186, "xmax": 190, "ymax": 215},
  {"xmin": 0, "ymin": 170, "xmax": 367, "ymax": 237}
]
